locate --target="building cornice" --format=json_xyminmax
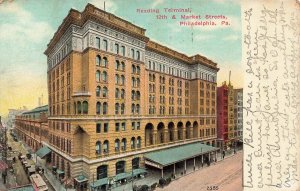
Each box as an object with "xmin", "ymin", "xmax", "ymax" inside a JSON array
[
  {"xmin": 146, "ymin": 41, "xmax": 219, "ymax": 71},
  {"xmin": 45, "ymin": 3, "xmax": 149, "ymax": 55}
]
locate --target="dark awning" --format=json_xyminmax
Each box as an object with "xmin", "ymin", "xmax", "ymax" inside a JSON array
[
  {"xmin": 90, "ymin": 177, "xmax": 108, "ymax": 188},
  {"xmin": 36, "ymin": 146, "xmax": 51, "ymax": 158},
  {"xmin": 114, "ymin": 172, "xmax": 132, "ymax": 181},
  {"xmin": 133, "ymin": 168, "xmax": 147, "ymax": 176}
]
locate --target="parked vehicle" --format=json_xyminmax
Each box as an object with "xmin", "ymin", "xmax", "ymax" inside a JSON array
[{"xmin": 30, "ymin": 173, "xmax": 48, "ymax": 191}]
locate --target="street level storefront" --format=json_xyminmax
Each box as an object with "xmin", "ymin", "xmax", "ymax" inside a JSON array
[{"xmin": 144, "ymin": 142, "xmax": 219, "ymax": 178}]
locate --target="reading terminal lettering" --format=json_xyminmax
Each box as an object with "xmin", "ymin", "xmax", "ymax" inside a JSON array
[{"xmin": 136, "ymin": 8, "xmax": 193, "ymax": 14}]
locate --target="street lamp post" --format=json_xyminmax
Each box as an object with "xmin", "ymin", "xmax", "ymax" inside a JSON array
[{"xmin": 131, "ymin": 166, "xmax": 134, "ymax": 191}]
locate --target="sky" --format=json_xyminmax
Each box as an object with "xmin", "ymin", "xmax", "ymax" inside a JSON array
[{"xmin": 0, "ymin": 0, "xmax": 242, "ymax": 116}]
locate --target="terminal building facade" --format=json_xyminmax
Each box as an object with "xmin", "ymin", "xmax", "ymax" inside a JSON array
[{"xmin": 36, "ymin": 3, "xmax": 219, "ymax": 188}]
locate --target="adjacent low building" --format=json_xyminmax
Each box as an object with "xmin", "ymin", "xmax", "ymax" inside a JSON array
[{"xmin": 15, "ymin": 105, "xmax": 49, "ymax": 152}]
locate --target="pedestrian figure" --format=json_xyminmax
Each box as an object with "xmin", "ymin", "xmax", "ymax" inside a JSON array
[{"xmin": 222, "ymin": 150, "xmax": 225, "ymax": 159}]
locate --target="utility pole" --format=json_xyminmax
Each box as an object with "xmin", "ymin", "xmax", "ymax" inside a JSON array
[{"xmin": 132, "ymin": 166, "xmax": 134, "ymax": 191}]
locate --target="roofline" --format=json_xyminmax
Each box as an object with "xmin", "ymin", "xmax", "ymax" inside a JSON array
[{"xmin": 44, "ymin": 4, "xmax": 219, "ymax": 71}]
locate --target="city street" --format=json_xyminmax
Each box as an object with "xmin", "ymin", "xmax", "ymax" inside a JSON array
[
  {"xmin": 156, "ymin": 151, "xmax": 242, "ymax": 191},
  {"xmin": 0, "ymin": 131, "xmax": 55, "ymax": 191}
]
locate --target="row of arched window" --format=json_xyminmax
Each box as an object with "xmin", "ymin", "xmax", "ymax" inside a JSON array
[
  {"xmin": 149, "ymin": 73, "xmax": 155, "ymax": 82},
  {"xmin": 131, "ymin": 77, "xmax": 140, "ymax": 88},
  {"xmin": 148, "ymin": 61, "xmax": 191, "ymax": 79},
  {"xmin": 149, "ymin": 84, "xmax": 155, "ymax": 93},
  {"xmin": 131, "ymin": 49, "xmax": 141, "ymax": 60},
  {"xmin": 96, "ymin": 102, "xmax": 108, "ymax": 115},
  {"xmin": 115, "ymin": 103, "xmax": 125, "ymax": 115},
  {"xmin": 131, "ymin": 90, "xmax": 140, "ymax": 101},
  {"xmin": 132, "ymin": 65, "xmax": 141, "ymax": 74},
  {"xmin": 115, "ymin": 60, "xmax": 125, "ymax": 71},
  {"xmin": 115, "ymin": 88, "xmax": 125, "ymax": 99},
  {"xmin": 74, "ymin": 101, "xmax": 88, "ymax": 114},
  {"xmin": 131, "ymin": 104, "xmax": 140, "ymax": 114},
  {"xmin": 96, "ymin": 86, "xmax": 108, "ymax": 98},
  {"xmin": 115, "ymin": 74, "xmax": 125, "ymax": 85},
  {"xmin": 159, "ymin": 76, "xmax": 165, "ymax": 84},
  {"xmin": 96, "ymin": 70, "xmax": 108, "ymax": 82},
  {"xmin": 95, "ymin": 137, "xmax": 141, "ymax": 155},
  {"xmin": 96, "ymin": 55, "xmax": 108, "ymax": 67},
  {"xmin": 95, "ymin": 37, "xmax": 141, "ymax": 60}
]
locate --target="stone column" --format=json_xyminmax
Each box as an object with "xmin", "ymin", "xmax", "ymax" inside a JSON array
[
  {"xmin": 174, "ymin": 129, "xmax": 178, "ymax": 141},
  {"xmin": 164, "ymin": 129, "xmax": 168, "ymax": 143},
  {"xmin": 153, "ymin": 130, "xmax": 157, "ymax": 145},
  {"xmin": 182, "ymin": 127, "xmax": 186, "ymax": 140}
]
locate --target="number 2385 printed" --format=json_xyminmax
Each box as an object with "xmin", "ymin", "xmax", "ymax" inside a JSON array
[{"xmin": 207, "ymin": 186, "xmax": 219, "ymax": 190}]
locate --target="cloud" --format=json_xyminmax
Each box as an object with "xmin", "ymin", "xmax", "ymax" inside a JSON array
[
  {"xmin": 89, "ymin": 0, "xmax": 118, "ymax": 13},
  {"xmin": 194, "ymin": 34, "xmax": 215, "ymax": 41},
  {"xmin": 223, "ymin": 34, "xmax": 240, "ymax": 41},
  {"xmin": 151, "ymin": 0, "xmax": 165, "ymax": 8},
  {"xmin": 0, "ymin": 3, "xmax": 53, "ymax": 44},
  {"xmin": 212, "ymin": 0, "xmax": 240, "ymax": 4}
]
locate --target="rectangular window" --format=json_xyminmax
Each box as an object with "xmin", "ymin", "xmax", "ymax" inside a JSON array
[
  {"xmin": 103, "ymin": 40, "xmax": 108, "ymax": 51},
  {"xmin": 121, "ymin": 46, "xmax": 125, "ymax": 56},
  {"xmin": 115, "ymin": 43, "xmax": 119, "ymax": 54},
  {"xmin": 96, "ymin": 37, "xmax": 100, "ymax": 49},
  {"xmin": 104, "ymin": 123, "xmax": 109, "ymax": 133},
  {"xmin": 131, "ymin": 122, "xmax": 135, "ymax": 130},
  {"xmin": 121, "ymin": 122, "xmax": 126, "ymax": 131},
  {"xmin": 136, "ymin": 122, "xmax": 140, "ymax": 130},
  {"xmin": 115, "ymin": 123, "xmax": 120, "ymax": 132},
  {"xmin": 96, "ymin": 123, "xmax": 101, "ymax": 133}
]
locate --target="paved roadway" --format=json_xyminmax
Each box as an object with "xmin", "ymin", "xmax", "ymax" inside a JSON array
[
  {"xmin": 6, "ymin": 132, "xmax": 55, "ymax": 191},
  {"xmin": 156, "ymin": 151, "xmax": 243, "ymax": 191}
]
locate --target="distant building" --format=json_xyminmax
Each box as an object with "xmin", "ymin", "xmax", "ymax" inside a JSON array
[
  {"xmin": 217, "ymin": 82, "xmax": 228, "ymax": 148},
  {"xmin": 15, "ymin": 105, "xmax": 48, "ymax": 152},
  {"xmin": 6, "ymin": 107, "xmax": 28, "ymax": 129},
  {"xmin": 217, "ymin": 81, "xmax": 237, "ymax": 149},
  {"xmin": 234, "ymin": 88, "xmax": 243, "ymax": 141}
]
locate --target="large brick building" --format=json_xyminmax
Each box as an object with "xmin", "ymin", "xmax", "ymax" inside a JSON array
[{"xmin": 16, "ymin": 3, "xmax": 219, "ymax": 189}]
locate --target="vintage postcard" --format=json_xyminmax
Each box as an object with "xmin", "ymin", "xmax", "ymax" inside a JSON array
[{"xmin": 0, "ymin": 0, "xmax": 299, "ymax": 191}]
